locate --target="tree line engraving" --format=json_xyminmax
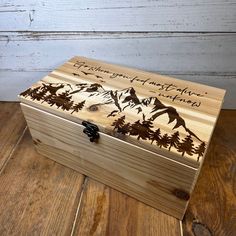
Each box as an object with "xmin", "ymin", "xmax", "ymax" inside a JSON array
[
  {"xmin": 20, "ymin": 83, "xmax": 86, "ymax": 114},
  {"xmin": 20, "ymin": 82, "xmax": 206, "ymax": 161},
  {"xmin": 112, "ymin": 115, "xmax": 206, "ymax": 161}
]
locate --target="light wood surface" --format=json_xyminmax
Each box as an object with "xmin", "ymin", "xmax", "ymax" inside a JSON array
[
  {"xmin": 19, "ymin": 56, "xmax": 225, "ymax": 165},
  {"xmin": 18, "ymin": 56, "xmax": 225, "ymax": 219},
  {"xmin": 1, "ymin": 32, "xmax": 234, "ymax": 108},
  {"xmin": 21, "ymin": 103, "xmax": 196, "ymax": 219},
  {"xmin": 1, "ymin": 70, "xmax": 234, "ymax": 109}
]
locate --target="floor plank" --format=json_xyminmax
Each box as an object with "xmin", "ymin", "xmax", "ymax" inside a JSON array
[
  {"xmin": 0, "ymin": 102, "xmax": 26, "ymax": 169},
  {"xmin": 1, "ymin": 102, "xmax": 235, "ymax": 235},
  {"xmin": 0, "ymin": 129, "xmax": 85, "ymax": 235},
  {"xmin": 73, "ymin": 179, "xmax": 181, "ymax": 236},
  {"xmin": 182, "ymin": 110, "xmax": 236, "ymax": 236}
]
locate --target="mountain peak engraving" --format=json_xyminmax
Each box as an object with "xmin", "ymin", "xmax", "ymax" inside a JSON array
[{"xmin": 20, "ymin": 82, "xmax": 206, "ymax": 160}]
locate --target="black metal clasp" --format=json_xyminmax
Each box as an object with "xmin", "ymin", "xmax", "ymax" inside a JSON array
[{"xmin": 82, "ymin": 121, "xmax": 99, "ymax": 142}]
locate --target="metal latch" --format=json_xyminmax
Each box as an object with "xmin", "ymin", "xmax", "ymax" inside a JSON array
[{"xmin": 82, "ymin": 121, "xmax": 100, "ymax": 142}]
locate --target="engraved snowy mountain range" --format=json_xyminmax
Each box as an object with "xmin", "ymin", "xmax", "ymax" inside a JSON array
[{"xmin": 20, "ymin": 82, "xmax": 206, "ymax": 161}]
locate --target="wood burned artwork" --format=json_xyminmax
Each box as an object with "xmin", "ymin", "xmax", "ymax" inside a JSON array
[
  {"xmin": 21, "ymin": 82, "xmax": 206, "ymax": 161},
  {"xmin": 18, "ymin": 56, "xmax": 225, "ymax": 219}
]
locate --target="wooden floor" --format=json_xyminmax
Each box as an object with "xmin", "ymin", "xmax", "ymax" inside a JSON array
[{"xmin": 0, "ymin": 102, "xmax": 235, "ymax": 236}]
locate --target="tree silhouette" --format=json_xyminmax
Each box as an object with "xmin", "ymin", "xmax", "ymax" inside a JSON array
[
  {"xmin": 42, "ymin": 83, "xmax": 64, "ymax": 95},
  {"xmin": 20, "ymin": 88, "xmax": 33, "ymax": 97},
  {"xmin": 158, "ymin": 133, "xmax": 170, "ymax": 148},
  {"xmin": 129, "ymin": 120, "xmax": 142, "ymax": 137},
  {"xmin": 59, "ymin": 91, "xmax": 73, "ymax": 111},
  {"xmin": 150, "ymin": 128, "xmax": 161, "ymax": 144},
  {"xmin": 129, "ymin": 119, "xmax": 153, "ymax": 140},
  {"xmin": 194, "ymin": 142, "xmax": 206, "ymax": 161},
  {"xmin": 47, "ymin": 91, "xmax": 73, "ymax": 110},
  {"xmin": 118, "ymin": 122, "xmax": 130, "ymax": 135},
  {"xmin": 20, "ymin": 82, "xmax": 205, "ymax": 155},
  {"xmin": 168, "ymin": 131, "xmax": 180, "ymax": 151},
  {"xmin": 21, "ymin": 86, "xmax": 41, "ymax": 100},
  {"xmin": 31, "ymin": 86, "xmax": 49, "ymax": 101},
  {"xmin": 177, "ymin": 135, "xmax": 194, "ymax": 157},
  {"xmin": 112, "ymin": 115, "xmax": 126, "ymax": 130},
  {"xmin": 71, "ymin": 100, "xmax": 85, "ymax": 114},
  {"xmin": 29, "ymin": 87, "xmax": 44, "ymax": 101}
]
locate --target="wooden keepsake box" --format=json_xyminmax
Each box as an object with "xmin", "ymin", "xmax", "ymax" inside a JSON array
[{"xmin": 19, "ymin": 56, "xmax": 225, "ymax": 219}]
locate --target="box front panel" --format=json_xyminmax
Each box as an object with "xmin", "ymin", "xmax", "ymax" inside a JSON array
[{"xmin": 21, "ymin": 103, "xmax": 197, "ymax": 219}]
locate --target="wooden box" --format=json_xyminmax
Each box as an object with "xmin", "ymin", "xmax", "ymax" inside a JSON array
[{"xmin": 19, "ymin": 56, "xmax": 225, "ymax": 219}]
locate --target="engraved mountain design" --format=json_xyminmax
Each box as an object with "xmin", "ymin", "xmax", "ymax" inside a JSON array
[{"xmin": 20, "ymin": 82, "xmax": 206, "ymax": 161}]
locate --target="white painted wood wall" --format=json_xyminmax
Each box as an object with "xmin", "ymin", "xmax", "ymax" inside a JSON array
[{"xmin": 0, "ymin": 0, "xmax": 235, "ymax": 108}]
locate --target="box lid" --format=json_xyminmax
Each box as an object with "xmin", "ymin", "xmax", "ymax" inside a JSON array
[{"xmin": 19, "ymin": 56, "xmax": 225, "ymax": 168}]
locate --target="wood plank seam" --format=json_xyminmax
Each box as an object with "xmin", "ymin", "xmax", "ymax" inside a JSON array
[
  {"xmin": 2, "ymin": 32, "xmax": 236, "ymax": 41},
  {"xmin": 70, "ymin": 177, "xmax": 89, "ymax": 236},
  {"xmin": 0, "ymin": 126, "xmax": 27, "ymax": 174}
]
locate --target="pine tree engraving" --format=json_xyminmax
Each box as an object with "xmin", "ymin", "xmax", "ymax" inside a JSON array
[
  {"xmin": 129, "ymin": 120, "xmax": 142, "ymax": 138},
  {"xmin": 150, "ymin": 128, "xmax": 161, "ymax": 144},
  {"xmin": 112, "ymin": 116, "xmax": 130, "ymax": 134},
  {"xmin": 31, "ymin": 86, "xmax": 49, "ymax": 101},
  {"xmin": 177, "ymin": 135, "xmax": 194, "ymax": 157},
  {"xmin": 112, "ymin": 115, "xmax": 126, "ymax": 130},
  {"xmin": 139, "ymin": 119, "xmax": 154, "ymax": 140},
  {"xmin": 23, "ymin": 87, "xmax": 41, "ymax": 100},
  {"xmin": 47, "ymin": 91, "xmax": 73, "ymax": 110},
  {"xmin": 168, "ymin": 131, "xmax": 180, "ymax": 151},
  {"xmin": 71, "ymin": 100, "xmax": 85, "ymax": 114},
  {"xmin": 59, "ymin": 91, "xmax": 74, "ymax": 111},
  {"xmin": 20, "ymin": 81, "xmax": 206, "ymax": 160},
  {"xmin": 29, "ymin": 87, "xmax": 42, "ymax": 101},
  {"xmin": 158, "ymin": 133, "xmax": 170, "ymax": 149},
  {"xmin": 194, "ymin": 142, "xmax": 206, "ymax": 161},
  {"xmin": 129, "ymin": 119, "xmax": 153, "ymax": 140},
  {"xmin": 118, "ymin": 122, "xmax": 131, "ymax": 135},
  {"xmin": 43, "ymin": 83, "xmax": 64, "ymax": 95},
  {"xmin": 20, "ymin": 88, "xmax": 32, "ymax": 97}
]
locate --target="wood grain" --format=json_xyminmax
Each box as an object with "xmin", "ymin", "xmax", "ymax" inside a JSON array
[
  {"xmin": 19, "ymin": 56, "xmax": 225, "ymax": 165},
  {"xmin": 0, "ymin": 104, "xmax": 234, "ymax": 235},
  {"xmin": 1, "ymin": 32, "xmax": 235, "ymax": 74},
  {"xmin": 1, "ymin": 32, "xmax": 234, "ymax": 107},
  {"xmin": 0, "ymin": 128, "xmax": 85, "ymax": 235},
  {"xmin": 73, "ymin": 178, "xmax": 181, "ymax": 236},
  {"xmin": 21, "ymin": 103, "xmax": 197, "ymax": 219},
  {"xmin": 0, "ymin": 0, "xmax": 236, "ymax": 31},
  {"xmin": 0, "ymin": 102, "xmax": 26, "ymax": 169},
  {"xmin": 1, "ymin": 71, "xmax": 234, "ymax": 109},
  {"xmin": 182, "ymin": 110, "xmax": 236, "ymax": 236}
]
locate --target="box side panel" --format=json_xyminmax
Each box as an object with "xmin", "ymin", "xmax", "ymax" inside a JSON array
[{"xmin": 21, "ymin": 103, "xmax": 197, "ymax": 219}]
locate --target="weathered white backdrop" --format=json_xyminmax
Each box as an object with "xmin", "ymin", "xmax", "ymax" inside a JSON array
[{"xmin": 0, "ymin": 0, "xmax": 235, "ymax": 108}]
